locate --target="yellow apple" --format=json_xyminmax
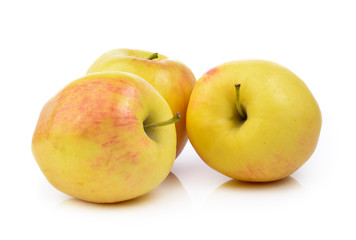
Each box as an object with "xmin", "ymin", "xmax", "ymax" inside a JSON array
[
  {"xmin": 32, "ymin": 72, "xmax": 179, "ymax": 203},
  {"xmin": 87, "ymin": 48, "xmax": 196, "ymax": 157},
  {"xmin": 186, "ymin": 60, "xmax": 322, "ymax": 182}
]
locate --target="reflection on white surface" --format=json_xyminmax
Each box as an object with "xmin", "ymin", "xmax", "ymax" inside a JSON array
[
  {"xmin": 206, "ymin": 176, "xmax": 305, "ymax": 208},
  {"xmin": 58, "ymin": 172, "xmax": 191, "ymax": 213}
]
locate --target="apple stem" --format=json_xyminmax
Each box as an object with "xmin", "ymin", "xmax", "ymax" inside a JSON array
[
  {"xmin": 144, "ymin": 113, "xmax": 180, "ymax": 130},
  {"xmin": 146, "ymin": 52, "xmax": 159, "ymax": 60},
  {"xmin": 235, "ymin": 84, "xmax": 247, "ymax": 120}
]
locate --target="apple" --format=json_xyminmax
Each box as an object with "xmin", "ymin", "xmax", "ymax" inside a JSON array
[
  {"xmin": 32, "ymin": 71, "xmax": 179, "ymax": 203},
  {"xmin": 87, "ymin": 48, "xmax": 196, "ymax": 157},
  {"xmin": 186, "ymin": 60, "xmax": 322, "ymax": 182}
]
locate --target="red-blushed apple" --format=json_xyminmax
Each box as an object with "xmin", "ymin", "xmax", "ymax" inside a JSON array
[
  {"xmin": 32, "ymin": 72, "xmax": 179, "ymax": 203},
  {"xmin": 87, "ymin": 49, "xmax": 196, "ymax": 158},
  {"xmin": 186, "ymin": 60, "xmax": 322, "ymax": 182}
]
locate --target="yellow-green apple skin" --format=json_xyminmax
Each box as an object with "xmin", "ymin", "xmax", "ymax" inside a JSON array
[
  {"xmin": 32, "ymin": 72, "xmax": 176, "ymax": 203},
  {"xmin": 87, "ymin": 49, "xmax": 196, "ymax": 158},
  {"xmin": 186, "ymin": 60, "xmax": 322, "ymax": 182}
]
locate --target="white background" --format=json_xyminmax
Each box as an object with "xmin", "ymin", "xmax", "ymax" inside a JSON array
[{"xmin": 1, "ymin": 0, "xmax": 355, "ymax": 239}]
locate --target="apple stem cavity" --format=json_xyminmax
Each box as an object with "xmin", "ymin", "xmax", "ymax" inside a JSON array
[
  {"xmin": 235, "ymin": 84, "xmax": 247, "ymax": 120},
  {"xmin": 146, "ymin": 52, "xmax": 159, "ymax": 60},
  {"xmin": 144, "ymin": 113, "xmax": 180, "ymax": 130}
]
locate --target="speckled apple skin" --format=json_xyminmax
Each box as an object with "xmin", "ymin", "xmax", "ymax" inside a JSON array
[
  {"xmin": 32, "ymin": 72, "xmax": 176, "ymax": 203},
  {"xmin": 87, "ymin": 49, "xmax": 196, "ymax": 158},
  {"xmin": 187, "ymin": 60, "xmax": 322, "ymax": 182}
]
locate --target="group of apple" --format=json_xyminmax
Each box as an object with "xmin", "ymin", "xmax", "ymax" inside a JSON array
[{"xmin": 32, "ymin": 49, "xmax": 322, "ymax": 203}]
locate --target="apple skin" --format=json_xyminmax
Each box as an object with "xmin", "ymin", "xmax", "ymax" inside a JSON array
[
  {"xmin": 32, "ymin": 72, "xmax": 176, "ymax": 203},
  {"xmin": 186, "ymin": 60, "xmax": 322, "ymax": 182},
  {"xmin": 87, "ymin": 49, "xmax": 196, "ymax": 158}
]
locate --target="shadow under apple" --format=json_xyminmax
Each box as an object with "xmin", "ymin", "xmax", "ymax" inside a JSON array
[{"xmin": 220, "ymin": 176, "xmax": 303, "ymax": 192}]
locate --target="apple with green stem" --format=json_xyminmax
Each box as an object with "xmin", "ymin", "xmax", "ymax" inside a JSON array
[
  {"xmin": 32, "ymin": 72, "xmax": 179, "ymax": 203},
  {"xmin": 186, "ymin": 60, "xmax": 322, "ymax": 182},
  {"xmin": 87, "ymin": 48, "xmax": 196, "ymax": 158}
]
